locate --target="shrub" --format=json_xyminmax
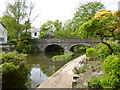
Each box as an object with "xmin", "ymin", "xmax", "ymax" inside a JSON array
[
  {"xmin": 17, "ymin": 40, "xmax": 33, "ymax": 53},
  {"xmin": 86, "ymin": 48, "xmax": 97, "ymax": 60},
  {"xmin": 9, "ymin": 39, "xmax": 17, "ymax": 45},
  {"xmin": 78, "ymin": 64, "xmax": 89, "ymax": 73},
  {"xmin": 17, "ymin": 32, "xmax": 34, "ymax": 53},
  {"xmin": 73, "ymin": 64, "xmax": 89, "ymax": 74},
  {"xmin": 86, "ymin": 41, "xmax": 120, "ymax": 61},
  {"xmin": 73, "ymin": 45, "xmax": 89, "ymax": 53},
  {"xmin": 99, "ymin": 54, "xmax": 120, "ymax": 88},
  {"xmin": 87, "ymin": 76, "xmax": 102, "ymax": 88},
  {"xmin": 70, "ymin": 45, "xmax": 90, "ymax": 59},
  {"xmin": 1, "ymin": 51, "xmax": 30, "ymax": 88},
  {"xmin": 114, "ymin": 30, "xmax": 120, "ymax": 40},
  {"xmin": 96, "ymin": 41, "xmax": 120, "ymax": 60},
  {"xmin": 110, "ymin": 41, "xmax": 120, "ymax": 55},
  {"xmin": 96, "ymin": 43, "xmax": 110, "ymax": 60},
  {"xmin": 52, "ymin": 51, "xmax": 73, "ymax": 61}
]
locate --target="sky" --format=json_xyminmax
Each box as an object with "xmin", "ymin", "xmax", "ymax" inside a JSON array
[{"xmin": 0, "ymin": 0, "xmax": 119, "ymax": 28}]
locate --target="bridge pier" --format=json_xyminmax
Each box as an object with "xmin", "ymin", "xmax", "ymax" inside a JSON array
[
  {"xmin": 89, "ymin": 43, "xmax": 98, "ymax": 49},
  {"xmin": 64, "ymin": 48, "xmax": 70, "ymax": 52},
  {"xmin": 62, "ymin": 44, "xmax": 72, "ymax": 52}
]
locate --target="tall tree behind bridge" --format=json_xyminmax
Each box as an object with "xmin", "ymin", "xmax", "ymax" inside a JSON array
[
  {"xmin": 39, "ymin": 20, "xmax": 62, "ymax": 38},
  {"xmin": 54, "ymin": 1, "xmax": 105, "ymax": 38},
  {"xmin": 68, "ymin": 1, "xmax": 105, "ymax": 33}
]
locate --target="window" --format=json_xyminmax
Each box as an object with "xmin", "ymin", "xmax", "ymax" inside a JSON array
[
  {"xmin": 34, "ymin": 32, "xmax": 37, "ymax": 36},
  {"xmin": 0, "ymin": 38, "xmax": 4, "ymax": 41}
]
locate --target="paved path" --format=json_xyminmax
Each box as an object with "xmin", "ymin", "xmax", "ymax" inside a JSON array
[{"xmin": 38, "ymin": 54, "xmax": 86, "ymax": 88}]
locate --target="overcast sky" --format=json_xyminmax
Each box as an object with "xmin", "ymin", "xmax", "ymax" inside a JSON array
[{"xmin": 0, "ymin": 0, "xmax": 119, "ymax": 28}]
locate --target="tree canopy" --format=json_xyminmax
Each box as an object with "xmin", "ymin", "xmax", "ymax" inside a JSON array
[
  {"xmin": 76, "ymin": 9, "xmax": 117, "ymax": 38},
  {"xmin": 71, "ymin": 1, "xmax": 104, "ymax": 32},
  {"xmin": 40, "ymin": 1, "xmax": 104, "ymax": 38},
  {"xmin": 75, "ymin": 9, "xmax": 118, "ymax": 55},
  {"xmin": 39, "ymin": 20, "xmax": 62, "ymax": 38},
  {"xmin": 1, "ymin": 0, "xmax": 33, "ymax": 41}
]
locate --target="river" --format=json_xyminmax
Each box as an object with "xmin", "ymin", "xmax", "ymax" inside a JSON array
[{"xmin": 26, "ymin": 52, "xmax": 67, "ymax": 88}]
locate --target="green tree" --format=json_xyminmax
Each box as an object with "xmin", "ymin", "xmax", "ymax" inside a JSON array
[
  {"xmin": 1, "ymin": 0, "xmax": 34, "ymax": 42},
  {"xmin": 1, "ymin": 15, "xmax": 18, "ymax": 41},
  {"xmin": 1, "ymin": 51, "xmax": 30, "ymax": 88},
  {"xmin": 39, "ymin": 20, "xmax": 62, "ymax": 38},
  {"xmin": 76, "ymin": 9, "xmax": 118, "ymax": 55},
  {"xmin": 17, "ymin": 32, "xmax": 34, "ymax": 53},
  {"xmin": 54, "ymin": 20, "xmax": 62, "ymax": 31},
  {"xmin": 54, "ymin": 19, "xmax": 76, "ymax": 38},
  {"xmin": 71, "ymin": 1, "xmax": 104, "ymax": 32},
  {"xmin": 54, "ymin": 1, "xmax": 104, "ymax": 38}
]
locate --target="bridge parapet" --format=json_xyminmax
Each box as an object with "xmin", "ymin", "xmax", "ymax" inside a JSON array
[{"xmin": 33, "ymin": 38, "xmax": 101, "ymax": 43}]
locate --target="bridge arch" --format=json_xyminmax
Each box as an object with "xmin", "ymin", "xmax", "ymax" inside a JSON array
[
  {"xmin": 44, "ymin": 43, "xmax": 64, "ymax": 52},
  {"xmin": 69, "ymin": 44, "xmax": 90, "ymax": 52}
]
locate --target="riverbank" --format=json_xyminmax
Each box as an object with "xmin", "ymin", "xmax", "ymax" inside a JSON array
[{"xmin": 38, "ymin": 54, "xmax": 86, "ymax": 88}]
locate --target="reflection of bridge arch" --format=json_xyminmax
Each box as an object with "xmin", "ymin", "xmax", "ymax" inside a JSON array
[{"xmin": 32, "ymin": 38, "xmax": 100, "ymax": 52}]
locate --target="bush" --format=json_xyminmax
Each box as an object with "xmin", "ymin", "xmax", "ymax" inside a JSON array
[
  {"xmin": 1, "ymin": 51, "xmax": 30, "ymax": 88},
  {"xmin": 52, "ymin": 51, "xmax": 73, "ymax": 61},
  {"xmin": 70, "ymin": 45, "xmax": 90, "ymax": 59},
  {"xmin": 86, "ymin": 48, "xmax": 97, "ymax": 60},
  {"xmin": 87, "ymin": 76, "xmax": 102, "ymax": 88},
  {"xmin": 86, "ymin": 41, "xmax": 120, "ymax": 61},
  {"xmin": 17, "ymin": 41, "xmax": 33, "ymax": 53},
  {"xmin": 96, "ymin": 41, "xmax": 120, "ymax": 60},
  {"xmin": 99, "ymin": 54, "xmax": 120, "ymax": 88},
  {"xmin": 110, "ymin": 41, "xmax": 120, "ymax": 55},
  {"xmin": 73, "ymin": 64, "xmax": 89, "ymax": 74},
  {"xmin": 17, "ymin": 32, "xmax": 34, "ymax": 53},
  {"xmin": 114, "ymin": 30, "xmax": 120, "ymax": 40},
  {"xmin": 96, "ymin": 43, "xmax": 110, "ymax": 60},
  {"xmin": 9, "ymin": 39, "xmax": 17, "ymax": 45},
  {"xmin": 73, "ymin": 45, "xmax": 90, "ymax": 53}
]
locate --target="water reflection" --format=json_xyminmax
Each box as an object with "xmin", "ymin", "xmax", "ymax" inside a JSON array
[
  {"xmin": 30, "ymin": 64, "xmax": 48, "ymax": 88},
  {"xmin": 26, "ymin": 52, "xmax": 66, "ymax": 88}
]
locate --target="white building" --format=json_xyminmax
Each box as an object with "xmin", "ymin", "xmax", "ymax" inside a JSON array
[
  {"xmin": 23, "ymin": 28, "xmax": 40, "ymax": 38},
  {"xmin": 0, "ymin": 23, "xmax": 7, "ymax": 44}
]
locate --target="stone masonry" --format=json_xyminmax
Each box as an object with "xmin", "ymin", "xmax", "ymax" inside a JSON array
[{"xmin": 32, "ymin": 38, "xmax": 101, "ymax": 52}]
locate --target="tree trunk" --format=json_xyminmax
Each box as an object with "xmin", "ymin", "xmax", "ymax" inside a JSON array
[
  {"xmin": 100, "ymin": 38, "xmax": 113, "ymax": 55},
  {"xmin": 111, "ymin": 32, "xmax": 115, "ymax": 41},
  {"xmin": 109, "ymin": 29, "xmax": 115, "ymax": 41}
]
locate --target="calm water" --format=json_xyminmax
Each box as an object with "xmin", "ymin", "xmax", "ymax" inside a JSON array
[{"xmin": 26, "ymin": 52, "xmax": 67, "ymax": 88}]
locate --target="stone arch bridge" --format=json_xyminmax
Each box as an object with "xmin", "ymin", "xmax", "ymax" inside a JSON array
[{"xmin": 32, "ymin": 38, "xmax": 101, "ymax": 52}]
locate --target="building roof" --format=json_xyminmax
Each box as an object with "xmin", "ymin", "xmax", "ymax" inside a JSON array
[
  {"xmin": 0, "ymin": 22, "xmax": 5, "ymax": 28},
  {"xmin": 23, "ymin": 28, "xmax": 41, "ymax": 33},
  {"xmin": 45, "ymin": 32, "xmax": 55, "ymax": 36},
  {"xmin": 0, "ymin": 22, "xmax": 7, "ymax": 31}
]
